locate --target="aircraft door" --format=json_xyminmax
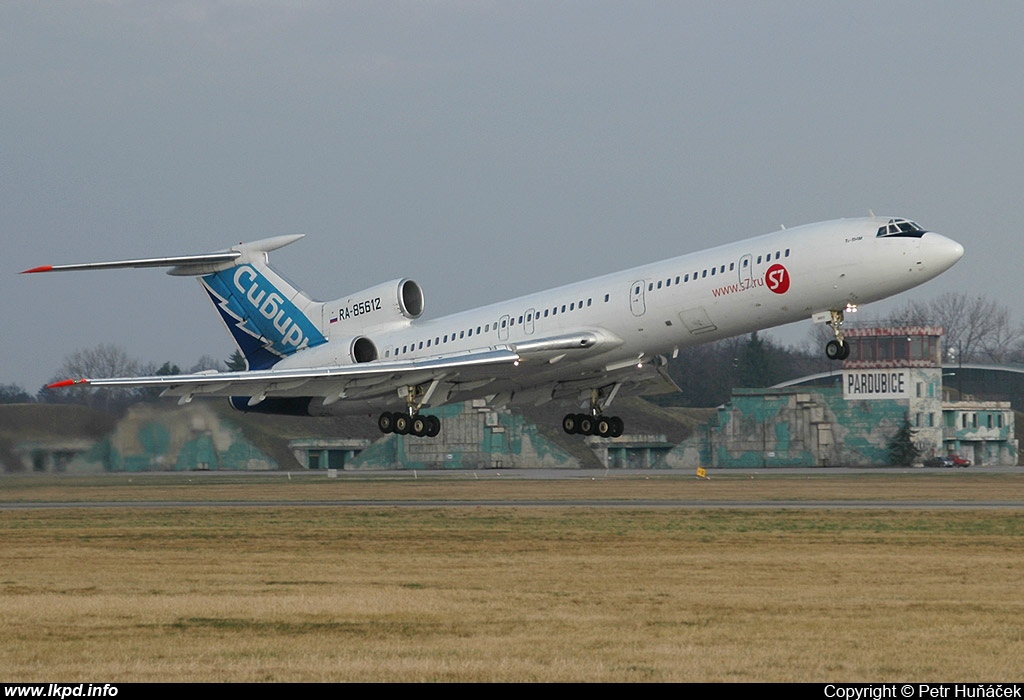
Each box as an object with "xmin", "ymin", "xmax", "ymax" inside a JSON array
[
  {"xmin": 738, "ymin": 254, "xmax": 753, "ymax": 285},
  {"xmin": 629, "ymin": 280, "xmax": 646, "ymax": 317},
  {"xmin": 498, "ymin": 314, "xmax": 510, "ymax": 341},
  {"xmin": 524, "ymin": 308, "xmax": 536, "ymax": 335}
]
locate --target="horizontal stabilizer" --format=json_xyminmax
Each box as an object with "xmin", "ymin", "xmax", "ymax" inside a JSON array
[
  {"xmin": 21, "ymin": 234, "xmax": 304, "ymax": 277},
  {"xmin": 22, "ymin": 252, "xmax": 240, "ymax": 274}
]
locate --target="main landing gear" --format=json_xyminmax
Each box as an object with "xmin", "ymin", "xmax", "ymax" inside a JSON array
[
  {"xmin": 377, "ymin": 411, "xmax": 441, "ymax": 438},
  {"xmin": 824, "ymin": 308, "xmax": 851, "ymax": 361},
  {"xmin": 377, "ymin": 381, "xmax": 442, "ymax": 438},
  {"xmin": 562, "ymin": 412, "xmax": 624, "ymax": 438},
  {"xmin": 562, "ymin": 385, "xmax": 625, "ymax": 438}
]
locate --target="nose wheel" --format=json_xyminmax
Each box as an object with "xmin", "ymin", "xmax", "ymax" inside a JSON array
[{"xmin": 826, "ymin": 339, "xmax": 850, "ymax": 361}]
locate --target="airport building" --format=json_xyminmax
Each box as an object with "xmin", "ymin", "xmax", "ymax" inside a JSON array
[{"xmin": 665, "ymin": 326, "xmax": 1017, "ymax": 468}]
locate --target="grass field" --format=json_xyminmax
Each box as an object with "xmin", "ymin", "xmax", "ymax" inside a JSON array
[{"xmin": 2, "ymin": 471, "xmax": 1023, "ymax": 682}]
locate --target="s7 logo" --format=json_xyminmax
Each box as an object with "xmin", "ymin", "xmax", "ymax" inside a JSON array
[{"xmin": 765, "ymin": 264, "xmax": 790, "ymax": 294}]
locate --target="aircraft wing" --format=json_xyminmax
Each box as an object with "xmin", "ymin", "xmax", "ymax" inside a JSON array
[
  {"xmin": 46, "ymin": 328, "xmax": 677, "ymax": 411},
  {"xmin": 49, "ymin": 347, "xmax": 521, "ymax": 405}
]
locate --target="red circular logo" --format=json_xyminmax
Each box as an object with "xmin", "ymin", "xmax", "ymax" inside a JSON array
[{"xmin": 765, "ymin": 263, "xmax": 790, "ymax": 294}]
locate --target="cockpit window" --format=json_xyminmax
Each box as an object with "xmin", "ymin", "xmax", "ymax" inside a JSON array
[{"xmin": 876, "ymin": 218, "xmax": 927, "ymax": 238}]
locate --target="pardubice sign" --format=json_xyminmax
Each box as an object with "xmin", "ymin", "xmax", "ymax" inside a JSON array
[{"xmin": 843, "ymin": 370, "xmax": 910, "ymax": 400}]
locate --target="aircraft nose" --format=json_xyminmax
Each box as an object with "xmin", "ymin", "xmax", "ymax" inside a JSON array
[{"xmin": 921, "ymin": 232, "xmax": 964, "ymax": 273}]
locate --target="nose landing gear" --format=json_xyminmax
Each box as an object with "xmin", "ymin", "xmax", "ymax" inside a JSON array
[{"xmin": 824, "ymin": 309, "xmax": 851, "ymax": 361}]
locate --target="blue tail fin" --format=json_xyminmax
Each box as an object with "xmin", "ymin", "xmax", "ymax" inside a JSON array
[{"xmin": 195, "ymin": 236, "xmax": 327, "ymax": 370}]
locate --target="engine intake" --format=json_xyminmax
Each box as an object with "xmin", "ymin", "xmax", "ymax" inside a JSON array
[
  {"xmin": 326, "ymin": 278, "xmax": 424, "ymax": 330},
  {"xmin": 350, "ymin": 336, "xmax": 378, "ymax": 363}
]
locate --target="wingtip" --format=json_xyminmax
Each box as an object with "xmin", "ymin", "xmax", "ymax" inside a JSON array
[
  {"xmin": 21, "ymin": 265, "xmax": 53, "ymax": 274},
  {"xmin": 46, "ymin": 378, "xmax": 89, "ymax": 389}
]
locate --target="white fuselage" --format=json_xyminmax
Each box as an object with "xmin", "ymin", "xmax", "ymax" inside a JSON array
[{"xmin": 275, "ymin": 217, "xmax": 963, "ymax": 412}]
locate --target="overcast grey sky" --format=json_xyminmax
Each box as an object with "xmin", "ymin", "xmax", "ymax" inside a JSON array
[{"xmin": 3, "ymin": 2, "xmax": 1019, "ymax": 391}]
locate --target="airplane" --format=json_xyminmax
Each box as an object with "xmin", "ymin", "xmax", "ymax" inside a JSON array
[{"xmin": 24, "ymin": 216, "xmax": 964, "ymax": 438}]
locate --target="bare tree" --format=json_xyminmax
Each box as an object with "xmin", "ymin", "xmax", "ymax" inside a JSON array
[
  {"xmin": 189, "ymin": 354, "xmax": 224, "ymax": 373},
  {"xmin": 976, "ymin": 305, "xmax": 1024, "ymax": 363},
  {"xmin": 45, "ymin": 344, "xmax": 143, "ymax": 413},
  {"xmin": 889, "ymin": 293, "xmax": 1022, "ymax": 363}
]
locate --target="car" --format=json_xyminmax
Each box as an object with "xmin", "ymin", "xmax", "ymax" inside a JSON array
[
  {"xmin": 923, "ymin": 456, "xmax": 954, "ymax": 468},
  {"xmin": 949, "ymin": 454, "xmax": 971, "ymax": 468}
]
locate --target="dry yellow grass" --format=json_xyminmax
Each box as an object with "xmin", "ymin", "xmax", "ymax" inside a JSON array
[
  {"xmin": 1, "ymin": 473, "xmax": 1023, "ymax": 681},
  {"xmin": 4, "ymin": 469, "xmax": 1024, "ymax": 504}
]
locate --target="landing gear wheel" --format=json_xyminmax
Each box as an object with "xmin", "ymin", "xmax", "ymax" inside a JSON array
[
  {"xmin": 826, "ymin": 339, "xmax": 850, "ymax": 361},
  {"xmin": 411, "ymin": 415, "xmax": 428, "ymax": 437},
  {"xmin": 596, "ymin": 417, "xmax": 612, "ymax": 438},
  {"xmin": 578, "ymin": 415, "xmax": 595, "ymax": 436},
  {"xmin": 562, "ymin": 414, "xmax": 579, "ymax": 434},
  {"xmin": 425, "ymin": 415, "xmax": 441, "ymax": 438},
  {"xmin": 609, "ymin": 416, "xmax": 624, "ymax": 438},
  {"xmin": 393, "ymin": 413, "xmax": 411, "ymax": 435},
  {"xmin": 378, "ymin": 412, "xmax": 395, "ymax": 434}
]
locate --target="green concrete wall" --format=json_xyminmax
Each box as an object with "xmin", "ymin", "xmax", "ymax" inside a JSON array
[
  {"xmin": 86, "ymin": 404, "xmax": 276, "ymax": 472},
  {"xmin": 349, "ymin": 404, "xmax": 580, "ymax": 470}
]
